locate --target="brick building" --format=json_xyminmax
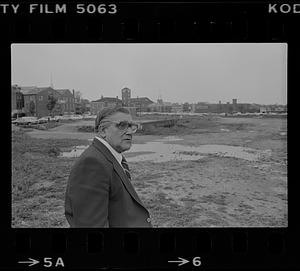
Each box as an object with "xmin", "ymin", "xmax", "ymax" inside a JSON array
[
  {"xmin": 90, "ymin": 96, "xmax": 122, "ymax": 114},
  {"xmin": 19, "ymin": 86, "xmax": 75, "ymax": 117},
  {"xmin": 56, "ymin": 89, "xmax": 75, "ymax": 114},
  {"xmin": 129, "ymin": 97, "xmax": 154, "ymax": 112}
]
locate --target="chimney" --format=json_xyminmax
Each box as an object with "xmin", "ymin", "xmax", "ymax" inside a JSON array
[
  {"xmin": 116, "ymin": 96, "xmax": 118, "ymax": 99},
  {"xmin": 101, "ymin": 95, "xmax": 103, "ymax": 99},
  {"xmin": 72, "ymin": 89, "xmax": 75, "ymax": 98}
]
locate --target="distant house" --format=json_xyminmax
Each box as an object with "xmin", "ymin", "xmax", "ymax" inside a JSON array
[
  {"xmin": 260, "ymin": 106, "xmax": 270, "ymax": 113},
  {"xmin": 171, "ymin": 103, "xmax": 183, "ymax": 113},
  {"xmin": 193, "ymin": 103, "xmax": 209, "ymax": 113},
  {"xmin": 90, "ymin": 96, "xmax": 122, "ymax": 114},
  {"xmin": 19, "ymin": 86, "xmax": 75, "ymax": 117},
  {"xmin": 269, "ymin": 104, "xmax": 287, "ymax": 113}
]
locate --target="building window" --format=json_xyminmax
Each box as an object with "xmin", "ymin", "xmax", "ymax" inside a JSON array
[{"xmin": 39, "ymin": 96, "xmax": 43, "ymax": 101}]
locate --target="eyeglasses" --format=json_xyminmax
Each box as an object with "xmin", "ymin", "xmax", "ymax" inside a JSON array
[{"xmin": 101, "ymin": 120, "xmax": 139, "ymax": 133}]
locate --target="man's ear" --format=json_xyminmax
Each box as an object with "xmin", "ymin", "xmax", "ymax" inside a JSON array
[{"xmin": 98, "ymin": 126, "xmax": 106, "ymax": 138}]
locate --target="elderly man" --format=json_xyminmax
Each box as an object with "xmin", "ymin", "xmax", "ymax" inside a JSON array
[{"xmin": 65, "ymin": 107, "xmax": 152, "ymax": 227}]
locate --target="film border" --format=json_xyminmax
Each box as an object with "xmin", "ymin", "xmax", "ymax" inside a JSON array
[{"xmin": 1, "ymin": 0, "xmax": 298, "ymax": 269}]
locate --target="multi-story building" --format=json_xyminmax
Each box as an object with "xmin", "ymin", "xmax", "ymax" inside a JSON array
[
  {"xmin": 90, "ymin": 96, "xmax": 122, "ymax": 114},
  {"xmin": 56, "ymin": 89, "xmax": 75, "ymax": 114},
  {"xmin": 19, "ymin": 86, "xmax": 75, "ymax": 117},
  {"xmin": 193, "ymin": 102, "xmax": 209, "ymax": 113},
  {"xmin": 129, "ymin": 97, "xmax": 154, "ymax": 112}
]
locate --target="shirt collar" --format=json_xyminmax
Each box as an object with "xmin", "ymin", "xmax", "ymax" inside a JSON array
[{"xmin": 95, "ymin": 136, "xmax": 123, "ymax": 165}]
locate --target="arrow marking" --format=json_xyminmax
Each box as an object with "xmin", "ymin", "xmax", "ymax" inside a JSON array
[
  {"xmin": 18, "ymin": 258, "xmax": 39, "ymax": 266},
  {"xmin": 168, "ymin": 257, "xmax": 189, "ymax": 266}
]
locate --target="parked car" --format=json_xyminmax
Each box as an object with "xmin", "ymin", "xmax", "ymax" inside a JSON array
[
  {"xmin": 11, "ymin": 112, "xmax": 26, "ymax": 119},
  {"xmin": 60, "ymin": 115, "xmax": 71, "ymax": 120},
  {"xmin": 12, "ymin": 116, "xmax": 39, "ymax": 125},
  {"xmin": 37, "ymin": 116, "xmax": 50, "ymax": 124},
  {"xmin": 38, "ymin": 116, "xmax": 60, "ymax": 123}
]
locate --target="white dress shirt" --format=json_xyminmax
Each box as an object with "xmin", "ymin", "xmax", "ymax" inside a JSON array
[{"xmin": 95, "ymin": 136, "xmax": 123, "ymax": 167}]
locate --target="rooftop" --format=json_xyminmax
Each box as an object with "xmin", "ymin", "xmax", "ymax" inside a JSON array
[
  {"xmin": 92, "ymin": 97, "xmax": 122, "ymax": 103},
  {"xmin": 130, "ymin": 97, "xmax": 154, "ymax": 104},
  {"xmin": 56, "ymin": 89, "xmax": 73, "ymax": 96}
]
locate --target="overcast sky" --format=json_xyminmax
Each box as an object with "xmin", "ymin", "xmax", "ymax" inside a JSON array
[{"xmin": 11, "ymin": 43, "xmax": 287, "ymax": 104}]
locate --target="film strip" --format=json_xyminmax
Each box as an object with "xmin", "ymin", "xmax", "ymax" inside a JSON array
[
  {"xmin": 3, "ymin": 229, "xmax": 293, "ymax": 269},
  {"xmin": 2, "ymin": 0, "xmax": 299, "ymax": 270}
]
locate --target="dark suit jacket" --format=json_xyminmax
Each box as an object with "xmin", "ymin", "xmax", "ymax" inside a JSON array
[{"xmin": 65, "ymin": 138, "xmax": 152, "ymax": 227}]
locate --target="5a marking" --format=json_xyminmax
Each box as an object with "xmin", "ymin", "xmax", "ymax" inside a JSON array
[
  {"xmin": 44, "ymin": 257, "xmax": 64, "ymax": 268},
  {"xmin": 18, "ymin": 257, "xmax": 64, "ymax": 268}
]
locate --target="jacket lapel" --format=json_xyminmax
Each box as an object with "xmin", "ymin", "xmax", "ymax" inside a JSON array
[{"xmin": 92, "ymin": 139, "xmax": 148, "ymax": 211}]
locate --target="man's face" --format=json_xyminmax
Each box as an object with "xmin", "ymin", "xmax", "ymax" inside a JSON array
[{"xmin": 100, "ymin": 112, "xmax": 134, "ymax": 153}]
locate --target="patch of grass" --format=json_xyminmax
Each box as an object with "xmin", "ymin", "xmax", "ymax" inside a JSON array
[
  {"xmin": 138, "ymin": 116, "xmax": 222, "ymax": 135},
  {"xmin": 77, "ymin": 125, "xmax": 95, "ymax": 132},
  {"xmin": 12, "ymin": 130, "xmax": 88, "ymax": 227},
  {"xmin": 177, "ymin": 151, "xmax": 201, "ymax": 156}
]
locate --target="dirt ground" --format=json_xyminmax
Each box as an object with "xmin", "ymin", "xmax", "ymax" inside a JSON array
[{"xmin": 12, "ymin": 116, "xmax": 287, "ymax": 227}]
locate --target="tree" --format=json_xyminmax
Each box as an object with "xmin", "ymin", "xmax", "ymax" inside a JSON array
[
  {"xmin": 29, "ymin": 101, "xmax": 36, "ymax": 116},
  {"xmin": 47, "ymin": 94, "xmax": 57, "ymax": 117}
]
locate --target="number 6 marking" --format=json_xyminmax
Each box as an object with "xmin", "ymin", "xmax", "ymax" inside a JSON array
[{"xmin": 193, "ymin": 256, "xmax": 201, "ymax": 266}]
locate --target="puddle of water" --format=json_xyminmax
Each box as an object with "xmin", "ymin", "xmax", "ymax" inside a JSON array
[
  {"xmin": 60, "ymin": 136, "xmax": 272, "ymax": 163},
  {"xmin": 153, "ymin": 136, "xmax": 184, "ymax": 142},
  {"xmin": 127, "ymin": 143, "xmax": 270, "ymax": 163},
  {"xmin": 59, "ymin": 145, "xmax": 89, "ymax": 158},
  {"xmin": 127, "ymin": 142, "xmax": 206, "ymax": 162}
]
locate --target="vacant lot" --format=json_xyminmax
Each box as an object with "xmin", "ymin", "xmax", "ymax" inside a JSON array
[{"xmin": 12, "ymin": 116, "xmax": 287, "ymax": 227}]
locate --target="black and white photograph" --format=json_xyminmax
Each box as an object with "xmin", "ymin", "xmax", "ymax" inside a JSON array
[{"xmin": 11, "ymin": 43, "xmax": 287, "ymax": 228}]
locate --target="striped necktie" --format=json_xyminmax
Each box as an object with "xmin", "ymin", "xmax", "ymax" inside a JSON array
[{"xmin": 121, "ymin": 156, "xmax": 131, "ymax": 180}]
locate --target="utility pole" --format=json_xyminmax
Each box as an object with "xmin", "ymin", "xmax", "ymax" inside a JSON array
[{"xmin": 50, "ymin": 73, "xmax": 54, "ymax": 88}]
